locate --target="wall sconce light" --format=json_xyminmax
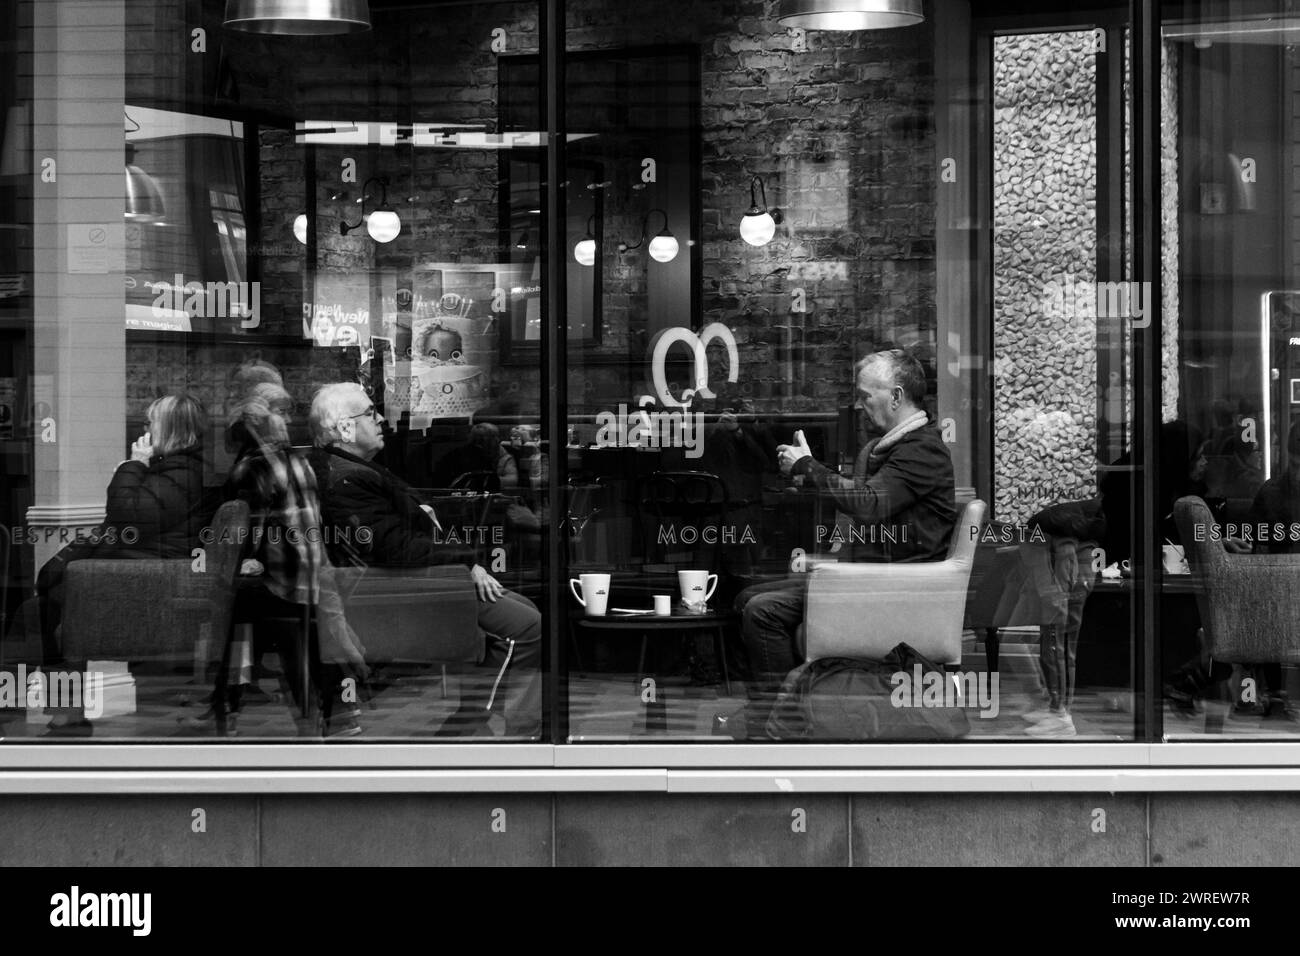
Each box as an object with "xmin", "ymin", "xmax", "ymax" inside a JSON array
[
  {"xmin": 739, "ymin": 175, "xmax": 778, "ymax": 246},
  {"xmin": 340, "ymin": 176, "xmax": 401, "ymax": 243},
  {"xmin": 224, "ymin": 0, "xmax": 371, "ymax": 35},
  {"xmin": 574, "ymin": 215, "xmax": 597, "ymax": 267},
  {"xmin": 293, "ymin": 213, "xmax": 309, "ymax": 244},
  {"xmin": 777, "ymin": 0, "xmax": 923, "ymax": 30},
  {"xmin": 124, "ymin": 111, "xmax": 165, "ymax": 224},
  {"xmin": 618, "ymin": 208, "xmax": 680, "ymax": 263}
]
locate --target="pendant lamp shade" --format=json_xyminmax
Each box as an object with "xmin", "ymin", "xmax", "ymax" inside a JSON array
[
  {"xmin": 777, "ymin": 0, "xmax": 923, "ymax": 30},
  {"xmin": 224, "ymin": 0, "xmax": 371, "ymax": 35},
  {"xmin": 125, "ymin": 151, "xmax": 165, "ymax": 223}
]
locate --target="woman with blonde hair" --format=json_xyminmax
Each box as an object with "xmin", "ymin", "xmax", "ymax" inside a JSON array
[
  {"xmin": 104, "ymin": 393, "xmax": 219, "ymax": 556},
  {"xmin": 37, "ymin": 391, "xmax": 221, "ymax": 735}
]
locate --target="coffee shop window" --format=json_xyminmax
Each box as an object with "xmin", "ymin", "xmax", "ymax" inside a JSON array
[
  {"xmin": 1, "ymin": 0, "xmax": 551, "ymax": 743},
  {"xmin": 9, "ymin": 0, "xmax": 1298, "ymax": 751},
  {"xmin": 555, "ymin": 0, "xmax": 1146, "ymax": 743}
]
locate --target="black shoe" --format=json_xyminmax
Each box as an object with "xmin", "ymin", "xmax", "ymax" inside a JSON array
[
  {"xmin": 43, "ymin": 718, "xmax": 93, "ymax": 738},
  {"xmin": 325, "ymin": 716, "xmax": 362, "ymax": 738},
  {"xmin": 1163, "ymin": 682, "xmax": 1198, "ymax": 719},
  {"xmin": 1264, "ymin": 696, "xmax": 1300, "ymax": 722}
]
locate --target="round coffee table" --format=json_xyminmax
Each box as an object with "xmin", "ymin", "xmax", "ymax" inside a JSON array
[{"xmin": 574, "ymin": 605, "xmax": 734, "ymax": 732}]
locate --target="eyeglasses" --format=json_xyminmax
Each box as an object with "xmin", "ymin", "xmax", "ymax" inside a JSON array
[{"xmin": 345, "ymin": 404, "xmax": 379, "ymax": 422}]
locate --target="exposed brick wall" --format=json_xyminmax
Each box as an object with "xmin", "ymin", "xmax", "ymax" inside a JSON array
[{"xmin": 129, "ymin": 0, "xmax": 939, "ymax": 439}]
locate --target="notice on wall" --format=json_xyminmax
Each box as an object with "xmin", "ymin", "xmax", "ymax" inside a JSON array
[{"xmin": 67, "ymin": 223, "xmax": 123, "ymax": 275}]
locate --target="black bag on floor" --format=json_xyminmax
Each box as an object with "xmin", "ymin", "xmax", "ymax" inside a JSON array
[{"xmin": 765, "ymin": 642, "xmax": 972, "ymax": 741}]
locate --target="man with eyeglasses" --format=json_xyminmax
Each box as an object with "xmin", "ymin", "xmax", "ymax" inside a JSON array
[
  {"xmin": 722, "ymin": 349, "xmax": 957, "ymax": 737},
  {"xmin": 307, "ymin": 382, "xmax": 541, "ymax": 737}
]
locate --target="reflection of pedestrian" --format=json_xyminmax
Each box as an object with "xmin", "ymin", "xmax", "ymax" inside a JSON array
[{"xmin": 225, "ymin": 385, "xmax": 367, "ymax": 736}]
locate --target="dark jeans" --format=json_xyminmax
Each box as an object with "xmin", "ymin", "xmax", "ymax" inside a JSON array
[{"xmin": 735, "ymin": 577, "xmax": 807, "ymax": 724}]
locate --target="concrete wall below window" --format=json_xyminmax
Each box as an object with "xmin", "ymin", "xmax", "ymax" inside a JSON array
[{"xmin": 2, "ymin": 792, "xmax": 1298, "ymax": 866}]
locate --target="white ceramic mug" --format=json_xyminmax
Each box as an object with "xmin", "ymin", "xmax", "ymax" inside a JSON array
[
  {"xmin": 677, "ymin": 570, "xmax": 718, "ymax": 609},
  {"xmin": 569, "ymin": 573, "xmax": 611, "ymax": 616},
  {"xmin": 653, "ymin": 594, "xmax": 672, "ymax": 616}
]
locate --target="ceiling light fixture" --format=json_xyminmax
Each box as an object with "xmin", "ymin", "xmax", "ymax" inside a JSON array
[
  {"xmin": 739, "ymin": 175, "xmax": 778, "ymax": 246},
  {"xmin": 124, "ymin": 111, "xmax": 165, "ymax": 223},
  {"xmin": 223, "ymin": 0, "xmax": 371, "ymax": 36},
  {"xmin": 340, "ymin": 175, "xmax": 401, "ymax": 243},
  {"xmin": 777, "ymin": 0, "xmax": 923, "ymax": 30}
]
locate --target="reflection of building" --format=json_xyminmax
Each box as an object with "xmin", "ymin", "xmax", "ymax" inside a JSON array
[{"xmin": 1, "ymin": 0, "xmax": 1299, "ymax": 870}]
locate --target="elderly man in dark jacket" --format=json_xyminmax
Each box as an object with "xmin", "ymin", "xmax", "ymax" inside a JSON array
[
  {"xmin": 306, "ymin": 383, "xmax": 541, "ymax": 738},
  {"xmin": 731, "ymin": 350, "xmax": 957, "ymax": 733}
]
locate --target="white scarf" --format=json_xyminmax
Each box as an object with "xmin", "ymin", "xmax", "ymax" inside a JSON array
[{"xmin": 873, "ymin": 410, "xmax": 928, "ymax": 454}]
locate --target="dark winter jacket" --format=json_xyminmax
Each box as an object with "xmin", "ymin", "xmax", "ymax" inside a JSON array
[
  {"xmin": 790, "ymin": 421, "xmax": 957, "ymax": 562},
  {"xmin": 103, "ymin": 446, "xmax": 219, "ymax": 559},
  {"xmin": 308, "ymin": 444, "xmax": 478, "ymax": 569}
]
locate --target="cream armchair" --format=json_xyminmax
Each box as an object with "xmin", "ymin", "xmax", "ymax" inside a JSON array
[{"xmin": 802, "ymin": 499, "xmax": 986, "ymax": 666}]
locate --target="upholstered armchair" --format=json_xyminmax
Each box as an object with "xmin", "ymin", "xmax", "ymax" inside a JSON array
[
  {"xmin": 802, "ymin": 499, "xmax": 987, "ymax": 666},
  {"xmin": 1174, "ymin": 495, "xmax": 1300, "ymax": 664},
  {"xmin": 61, "ymin": 499, "xmax": 250, "ymax": 665}
]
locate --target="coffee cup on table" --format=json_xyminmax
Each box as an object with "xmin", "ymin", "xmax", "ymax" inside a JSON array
[
  {"xmin": 677, "ymin": 570, "xmax": 718, "ymax": 610},
  {"xmin": 653, "ymin": 594, "xmax": 672, "ymax": 616},
  {"xmin": 569, "ymin": 573, "xmax": 611, "ymax": 615}
]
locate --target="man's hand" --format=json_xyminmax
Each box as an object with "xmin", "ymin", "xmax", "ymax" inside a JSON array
[
  {"xmin": 471, "ymin": 564, "xmax": 506, "ymax": 602},
  {"xmin": 777, "ymin": 429, "xmax": 813, "ymax": 476},
  {"xmin": 1223, "ymin": 537, "xmax": 1252, "ymax": 554}
]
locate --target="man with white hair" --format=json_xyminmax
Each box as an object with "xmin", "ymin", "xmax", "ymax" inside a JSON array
[{"xmin": 307, "ymin": 382, "xmax": 541, "ymax": 737}]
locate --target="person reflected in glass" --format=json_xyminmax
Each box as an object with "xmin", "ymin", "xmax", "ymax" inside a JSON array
[{"xmin": 224, "ymin": 382, "xmax": 367, "ymax": 737}]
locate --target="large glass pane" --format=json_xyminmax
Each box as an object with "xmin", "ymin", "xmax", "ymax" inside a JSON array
[
  {"xmin": 1, "ymin": 0, "xmax": 546, "ymax": 742},
  {"xmin": 1160, "ymin": 0, "xmax": 1300, "ymax": 738},
  {"xmin": 560, "ymin": 0, "xmax": 1142, "ymax": 741}
]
